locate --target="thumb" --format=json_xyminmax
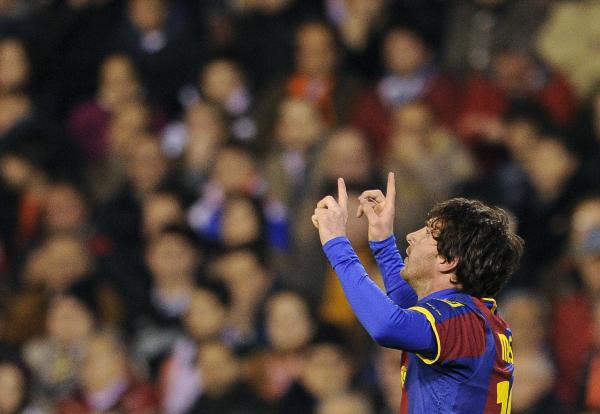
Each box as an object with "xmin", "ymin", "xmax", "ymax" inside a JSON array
[{"xmin": 356, "ymin": 204, "xmax": 364, "ymax": 218}]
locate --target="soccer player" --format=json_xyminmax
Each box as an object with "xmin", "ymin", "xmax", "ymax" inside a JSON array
[{"xmin": 311, "ymin": 173, "xmax": 523, "ymax": 414}]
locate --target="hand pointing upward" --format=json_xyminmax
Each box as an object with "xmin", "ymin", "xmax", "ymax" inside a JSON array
[
  {"xmin": 356, "ymin": 172, "xmax": 396, "ymax": 241},
  {"xmin": 312, "ymin": 178, "xmax": 349, "ymax": 245}
]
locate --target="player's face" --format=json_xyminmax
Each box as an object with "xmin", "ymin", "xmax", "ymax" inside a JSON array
[{"xmin": 401, "ymin": 225, "xmax": 439, "ymax": 283}]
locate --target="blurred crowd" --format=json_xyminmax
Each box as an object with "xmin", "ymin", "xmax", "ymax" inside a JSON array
[{"xmin": 0, "ymin": 0, "xmax": 598, "ymax": 413}]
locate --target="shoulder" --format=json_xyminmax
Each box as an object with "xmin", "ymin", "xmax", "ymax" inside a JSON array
[
  {"xmin": 411, "ymin": 295, "xmax": 477, "ymax": 324},
  {"xmin": 410, "ymin": 295, "xmax": 486, "ymax": 365}
]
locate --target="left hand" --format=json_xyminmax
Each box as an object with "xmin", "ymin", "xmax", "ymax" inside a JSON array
[{"xmin": 312, "ymin": 178, "xmax": 348, "ymax": 245}]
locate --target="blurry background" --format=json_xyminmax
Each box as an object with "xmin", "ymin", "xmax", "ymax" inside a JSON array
[{"xmin": 0, "ymin": 0, "xmax": 598, "ymax": 413}]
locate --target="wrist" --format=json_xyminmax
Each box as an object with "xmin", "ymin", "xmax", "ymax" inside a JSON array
[
  {"xmin": 368, "ymin": 227, "xmax": 393, "ymax": 242},
  {"xmin": 369, "ymin": 234, "xmax": 396, "ymax": 248},
  {"xmin": 323, "ymin": 236, "xmax": 353, "ymax": 268},
  {"xmin": 320, "ymin": 231, "xmax": 347, "ymax": 246}
]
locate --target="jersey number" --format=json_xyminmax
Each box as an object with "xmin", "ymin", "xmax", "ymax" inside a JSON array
[{"xmin": 497, "ymin": 381, "xmax": 512, "ymax": 414}]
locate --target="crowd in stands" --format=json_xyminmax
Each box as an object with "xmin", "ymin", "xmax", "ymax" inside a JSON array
[{"xmin": 0, "ymin": 0, "xmax": 599, "ymax": 413}]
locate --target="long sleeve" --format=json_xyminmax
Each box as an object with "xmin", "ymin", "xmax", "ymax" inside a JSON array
[
  {"xmin": 369, "ymin": 235, "xmax": 418, "ymax": 308},
  {"xmin": 323, "ymin": 237, "xmax": 436, "ymax": 354}
]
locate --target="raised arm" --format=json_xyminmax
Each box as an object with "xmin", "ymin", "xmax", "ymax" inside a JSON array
[
  {"xmin": 357, "ymin": 172, "xmax": 417, "ymax": 307},
  {"xmin": 312, "ymin": 178, "xmax": 435, "ymax": 353},
  {"xmin": 369, "ymin": 236, "xmax": 417, "ymax": 308},
  {"xmin": 324, "ymin": 236, "xmax": 435, "ymax": 353}
]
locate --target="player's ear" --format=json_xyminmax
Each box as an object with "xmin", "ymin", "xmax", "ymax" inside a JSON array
[{"xmin": 437, "ymin": 255, "xmax": 458, "ymax": 273}]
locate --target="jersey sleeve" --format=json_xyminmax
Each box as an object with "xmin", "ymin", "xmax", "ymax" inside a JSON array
[
  {"xmin": 409, "ymin": 299, "xmax": 487, "ymax": 365},
  {"xmin": 323, "ymin": 237, "xmax": 436, "ymax": 354},
  {"xmin": 369, "ymin": 235, "xmax": 418, "ymax": 308}
]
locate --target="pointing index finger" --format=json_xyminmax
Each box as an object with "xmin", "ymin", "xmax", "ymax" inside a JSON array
[
  {"xmin": 338, "ymin": 177, "xmax": 348, "ymax": 211},
  {"xmin": 385, "ymin": 172, "xmax": 396, "ymax": 208}
]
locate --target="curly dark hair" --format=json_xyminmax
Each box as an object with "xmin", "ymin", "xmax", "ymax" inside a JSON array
[{"xmin": 427, "ymin": 198, "xmax": 524, "ymax": 298}]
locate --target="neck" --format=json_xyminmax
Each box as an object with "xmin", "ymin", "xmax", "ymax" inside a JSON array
[{"xmin": 410, "ymin": 275, "xmax": 459, "ymax": 300}]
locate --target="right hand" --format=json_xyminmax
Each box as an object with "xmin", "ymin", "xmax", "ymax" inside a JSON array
[{"xmin": 356, "ymin": 172, "xmax": 396, "ymax": 241}]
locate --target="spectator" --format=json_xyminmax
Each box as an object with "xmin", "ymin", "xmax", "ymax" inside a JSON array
[
  {"xmin": 511, "ymin": 349, "xmax": 564, "ymax": 414},
  {"xmin": 521, "ymin": 135, "xmax": 599, "ymax": 275},
  {"xmin": 67, "ymin": 54, "xmax": 143, "ymax": 162},
  {"xmin": 353, "ymin": 26, "xmax": 458, "ymax": 158},
  {"xmin": 158, "ymin": 280, "xmax": 231, "ymax": 414},
  {"xmin": 256, "ymin": 20, "xmax": 361, "ymax": 152},
  {"xmin": 3, "ymin": 234, "xmax": 122, "ymax": 344},
  {"xmin": 187, "ymin": 144, "xmax": 262, "ymax": 233},
  {"xmin": 0, "ymin": 90, "xmax": 80, "ymax": 180},
  {"xmin": 85, "ymin": 100, "xmax": 158, "ymax": 202},
  {"xmin": 184, "ymin": 282, "xmax": 231, "ymax": 345},
  {"xmin": 264, "ymin": 97, "xmax": 326, "ymax": 214},
  {"xmin": 220, "ymin": 195, "xmax": 269, "ymax": 253},
  {"xmin": 198, "ymin": 58, "xmax": 257, "ymax": 143},
  {"xmin": 325, "ymin": 0, "xmax": 389, "ymax": 79},
  {"xmin": 454, "ymin": 105, "xmax": 545, "ymax": 276},
  {"xmin": 374, "ymin": 348, "xmax": 404, "ymax": 414},
  {"xmin": 212, "ymin": 249, "xmax": 273, "ymax": 351},
  {"xmin": 133, "ymin": 226, "xmax": 202, "ymax": 377},
  {"xmin": 501, "ymin": 291, "xmax": 566, "ymax": 414},
  {"xmin": 279, "ymin": 340, "xmax": 355, "ymax": 414},
  {"xmin": 457, "ymin": 48, "xmax": 577, "ymax": 146},
  {"xmin": 232, "ymin": 0, "xmax": 324, "ymax": 89},
  {"xmin": 501, "ymin": 102, "xmax": 552, "ymax": 165},
  {"xmin": 43, "ymin": 0, "xmax": 123, "ymax": 114},
  {"xmin": 96, "ymin": 134, "xmax": 171, "ymax": 247},
  {"xmin": 23, "ymin": 295, "xmax": 95, "ymax": 407},
  {"xmin": 88, "ymin": 126, "xmax": 172, "ymax": 321},
  {"xmin": 187, "ymin": 143, "xmax": 288, "ymax": 256},
  {"xmin": 552, "ymin": 200, "xmax": 600, "ymax": 406},
  {"xmin": 0, "ymin": 349, "xmax": 40, "ymax": 414},
  {"xmin": 187, "ymin": 341, "xmax": 266, "ymax": 414},
  {"xmin": 56, "ymin": 330, "xmax": 159, "ymax": 414},
  {"xmin": 319, "ymin": 127, "xmax": 377, "ymax": 190},
  {"xmin": 443, "ymin": 0, "xmax": 549, "ymax": 74},
  {"xmin": 537, "ymin": 0, "xmax": 600, "ymax": 98},
  {"xmin": 162, "ymin": 102, "xmax": 228, "ymax": 198},
  {"xmin": 246, "ymin": 291, "xmax": 316, "ymax": 407},
  {"xmin": 119, "ymin": 0, "xmax": 199, "ymax": 113}
]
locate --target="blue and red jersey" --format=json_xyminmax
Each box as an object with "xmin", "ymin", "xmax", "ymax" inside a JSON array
[{"xmin": 323, "ymin": 236, "xmax": 514, "ymax": 414}]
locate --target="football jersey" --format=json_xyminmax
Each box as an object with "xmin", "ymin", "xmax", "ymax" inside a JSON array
[{"xmin": 399, "ymin": 291, "xmax": 514, "ymax": 414}]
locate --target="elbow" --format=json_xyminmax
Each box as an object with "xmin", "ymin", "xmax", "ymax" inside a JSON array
[{"xmin": 370, "ymin": 324, "xmax": 395, "ymax": 347}]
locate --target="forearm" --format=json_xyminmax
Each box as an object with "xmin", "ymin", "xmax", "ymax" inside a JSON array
[
  {"xmin": 369, "ymin": 235, "xmax": 418, "ymax": 308},
  {"xmin": 323, "ymin": 237, "xmax": 435, "ymax": 352}
]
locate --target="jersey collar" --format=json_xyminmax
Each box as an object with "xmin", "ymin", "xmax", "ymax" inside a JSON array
[{"xmin": 418, "ymin": 288, "xmax": 462, "ymax": 303}]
